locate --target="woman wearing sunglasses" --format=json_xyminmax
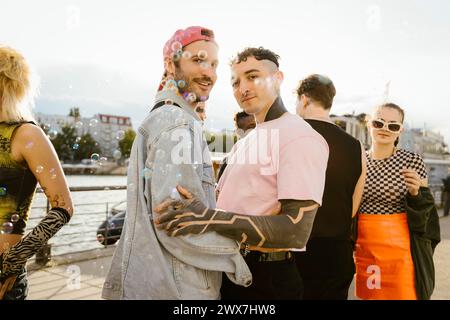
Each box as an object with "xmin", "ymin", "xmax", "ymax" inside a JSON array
[{"xmin": 354, "ymin": 102, "xmax": 435, "ymax": 300}]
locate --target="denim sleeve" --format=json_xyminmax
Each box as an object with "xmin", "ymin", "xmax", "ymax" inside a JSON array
[{"xmin": 147, "ymin": 123, "xmax": 245, "ymax": 273}]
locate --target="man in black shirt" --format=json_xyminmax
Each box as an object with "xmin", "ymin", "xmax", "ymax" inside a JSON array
[{"xmin": 294, "ymin": 74, "xmax": 366, "ymax": 299}]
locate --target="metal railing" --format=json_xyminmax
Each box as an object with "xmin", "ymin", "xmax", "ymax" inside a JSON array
[{"xmin": 30, "ymin": 185, "xmax": 127, "ymax": 264}]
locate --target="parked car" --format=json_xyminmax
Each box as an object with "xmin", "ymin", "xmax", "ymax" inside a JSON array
[{"xmin": 96, "ymin": 202, "xmax": 126, "ymax": 245}]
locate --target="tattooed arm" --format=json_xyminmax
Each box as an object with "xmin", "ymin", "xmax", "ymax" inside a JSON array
[{"xmin": 155, "ymin": 186, "xmax": 318, "ymax": 249}]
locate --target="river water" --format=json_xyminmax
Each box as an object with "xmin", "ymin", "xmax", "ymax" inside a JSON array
[{"xmin": 29, "ymin": 175, "xmax": 127, "ymax": 256}]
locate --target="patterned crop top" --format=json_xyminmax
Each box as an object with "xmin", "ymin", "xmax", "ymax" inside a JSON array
[
  {"xmin": 358, "ymin": 148, "xmax": 427, "ymax": 215},
  {"xmin": 0, "ymin": 121, "xmax": 38, "ymax": 235}
]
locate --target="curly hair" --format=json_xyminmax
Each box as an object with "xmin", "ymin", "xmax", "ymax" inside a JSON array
[
  {"xmin": 0, "ymin": 45, "xmax": 36, "ymax": 122},
  {"xmin": 230, "ymin": 47, "xmax": 280, "ymax": 68}
]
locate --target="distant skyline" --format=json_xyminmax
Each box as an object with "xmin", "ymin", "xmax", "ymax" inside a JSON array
[{"xmin": 2, "ymin": 0, "xmax": 449, "ymax": 143}]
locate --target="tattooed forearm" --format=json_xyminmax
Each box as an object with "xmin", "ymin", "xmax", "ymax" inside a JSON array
[{"xmin": 156, "ymin": 198, "xmax": 318, "ymax": 249}]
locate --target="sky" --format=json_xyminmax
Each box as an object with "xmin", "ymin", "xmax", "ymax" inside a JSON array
[{"xmin": 1, "ymin": 0, "xmax": 450, "ymax": 144}]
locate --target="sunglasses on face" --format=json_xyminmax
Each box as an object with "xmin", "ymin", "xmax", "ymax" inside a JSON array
[{"xmin": 371, "ymin": 119, "xmax": 403, "ymax": 133}]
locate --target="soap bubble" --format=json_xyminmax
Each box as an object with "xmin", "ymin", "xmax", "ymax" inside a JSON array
[
  {"xmin": 49, "ymin": 168, "xmax": 57, "ymax": 179},
  {"xmin": 89, "ymin": 119, "xmax": 98, "ymax": 127},
  {"xmin": 91, "ymin": 153, "xmax": 100, "ymax": 161},
  {"xmin": 99, "ymin": 157, "xmax": 108, "ymax": 166},
  {"xmin": 75, "ymin": 121, "xmax": 83, "ymax": 129},
  {"xmin": 1, "ymin": 222, "xmax": 13, "ymax": 234},
  {"xmin": 170, "ymin": 188, "xmax": 181, "ymax": 200},
  {"xmin": 48, "ymin": 130, "xmax": 58, "ymax": 140},
  {"xmin": 72, "ymin": 143, "xmax": 79, "ymax": 150},
  {"xmin": 113, "ymin": 149, "xmax": 122, "ymax": 160},
  {"xmin": 116, "ymin": 130, "xmax": 125, "ymax": 140},
  {"xmin": 0, "ymin": 187, "xmax": 7, "ymax": 196},
  {"xmin": 35, "ymin": 165, "xmax": 44, "ymax": 174},
  {"xmin": 198, "ymin": 50, "xmax": 208, "ymax": 60},
  {"xmin": 11, "ymin": 214, "xmax": 20, "ymax": 223},
  {"xmin": 143, "ymin": 168, "xmax": 152, "ymax": 179}
]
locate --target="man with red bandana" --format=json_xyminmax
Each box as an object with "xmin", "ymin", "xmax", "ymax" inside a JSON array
[{"xmin": 102, "ymin": 26, "xmax": 252, "ymax": 300}]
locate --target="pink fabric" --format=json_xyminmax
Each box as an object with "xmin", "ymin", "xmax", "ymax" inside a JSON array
[
  {"xmin": 217, "ymin": 113, "xmax": 329, "ymax": 216},
  {"xmin": 163, "ymin": 26, "xmax": 217, "ymax": 60}
]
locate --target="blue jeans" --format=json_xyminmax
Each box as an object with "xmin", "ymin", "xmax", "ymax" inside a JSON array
[{"xmin": 3, "ymin": 269, "xmax": 28, "ymax": 300}]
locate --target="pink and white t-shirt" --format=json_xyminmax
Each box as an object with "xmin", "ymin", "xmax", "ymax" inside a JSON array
[{"xmin": 217, "ymin": 113, "xmax": 329, "ymax": 216}]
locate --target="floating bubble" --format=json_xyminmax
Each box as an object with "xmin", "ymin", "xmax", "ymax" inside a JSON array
[
  {"xmin": 109, "ymin": 222, "xmax": 116, "ymax": 229},
  {"xmin": 75, "ymin": 121, "xmax": 83, "ymax": 129},
  {"xmin": 182, "ymin": 51, "xmax": 192, "ymax": 60},
  {"xmin": 96, "ymin": 234, "xmax": 105, "ymax": 243},
  {"xmin": 89, "ymin": 119, "xmax": 98, "ymax": 127},
  {"xmin": 254, "ymin": 78, "xmax": 264, "ymax": 87},
  {"xmin": 173, "ymin": 52, "xmax": 182, "ymax": 62},
  {"xmin": 99, "ymin": 157, "xmax": 108, "ymax": 166},
  {"xmin": 155, "ymin": 149, "xmax": 165, "ymax": 159},
  {"xmin": 198, "ymin": 50, "xmax": 208, "ymax": 60},
  {"xmin": 49, "ymin": 168, "xmax": 57, "ymax": 180},
  {"xmin": 143, "ymin": 168, "xmax": 152, "ymax": 179},
  {"xmin": 0, "ymin": 187, "xmax": 7, "ymax": 196},
  {"xmin": 170, "ymin": 188, "xmax": 181, "ymax": 200},
  {"xmin": 75, "ymin": 136, "xmax": 82, "ymax": 143},
  {"xmin": 48, "ymin": 130, "xmax": 58, "ymax": 140},
  {"xmin": 72, "ymin": 143, "xmax": 79, "ymax": 150},
  {"xmin": 91, "ymin": 153, "xmax": 100, "ymax": 161},
  {"xmin": 186, "ymin": 92, "xmax": 197, "ymax": 103},
  {"xmin": 177, "ymin": 80, "xmax": 186, "ymax": 88},
  {"xmin": 116, "ymin": 130, "xmax": 125, "ymax": 140},
  {"xmin": 11, "ymin": 214, "xmax": 19, "ymax": 223},
  {"xmin": 35, "ymin": 165, "xmax": 44, "ymax": 174},
  {"xmin": 25, "ymin": 142, "xmax": 34, "ymax": 149},
  {"xmin": 113, "ymin": 149, "xmax": 122, "ymax": 160},
  {"xmin": 199, "ymin": 96, "xmax": 207, "ymax": 102},
  {"xmin": 171, "ymin": 41, "xmax": 182, "ymax": 52},
  {"xmin": 193, "ymin": 161, "xmax": 200, "ymax": 170},
  {"xmin": 1, "ymin": 222, "xmax": 13, "ymax": 234}
]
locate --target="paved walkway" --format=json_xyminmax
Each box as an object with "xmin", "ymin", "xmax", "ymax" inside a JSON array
[{"xmin": 27, "ymin": 213, "xmax": 450, "ymax": 300}]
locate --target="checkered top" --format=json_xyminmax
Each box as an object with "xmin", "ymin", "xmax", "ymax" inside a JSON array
[{"xmin": 359, "ymin": 148, "xmax": 427, "ymax": 215}]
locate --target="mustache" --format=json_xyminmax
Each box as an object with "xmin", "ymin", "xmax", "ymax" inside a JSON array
[{"xmin": 193, "ymin": 77, "xmax": 213, "ymax": 84}]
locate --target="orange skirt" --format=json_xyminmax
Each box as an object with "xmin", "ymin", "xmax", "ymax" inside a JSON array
[{"xmin": 355, "ymin": 213, "xmax": 417, "ymax": 300}]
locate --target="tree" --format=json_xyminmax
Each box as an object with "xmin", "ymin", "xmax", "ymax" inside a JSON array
[
  {"xmin": 51, "ymin": 125, "xmax": 77, "ymax": 161},
  {"xmin": 73, "ymin": 133, "xmax": 101, "ymax": 161},
  {"xmin": 118, "ymin": 129, "xmax": 136, "ymax": 159},
  {"xmin": 69, "ymin": 107, "xmax": 81, "ymax": 119}
]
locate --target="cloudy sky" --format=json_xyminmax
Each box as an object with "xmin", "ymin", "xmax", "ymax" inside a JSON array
[{"xmin": 2, "ymin": 0, "xmax": 450, "ymax": 143}]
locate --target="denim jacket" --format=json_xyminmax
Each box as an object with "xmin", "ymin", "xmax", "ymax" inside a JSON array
[{"xmin": 102, "ymin": 89, "xmax": 252, "ymax": 300}]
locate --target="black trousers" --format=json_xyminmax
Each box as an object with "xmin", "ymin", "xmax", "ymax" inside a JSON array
[
  {"xmin": 221, "ymin": 251, "xmax": 303, "ymax": 300},
  {"xmin": 295, "ymin": 238, "xmax": 355, "ymax": 300}
]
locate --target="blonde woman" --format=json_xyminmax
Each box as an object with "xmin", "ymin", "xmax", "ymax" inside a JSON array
[
  {"xmin": 355, "ymin": 102, "xmax": 439, "ymax": 300},
  {"xmin": 0, "ymin": 46, "xmax": 73, "ymax": 299}
]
